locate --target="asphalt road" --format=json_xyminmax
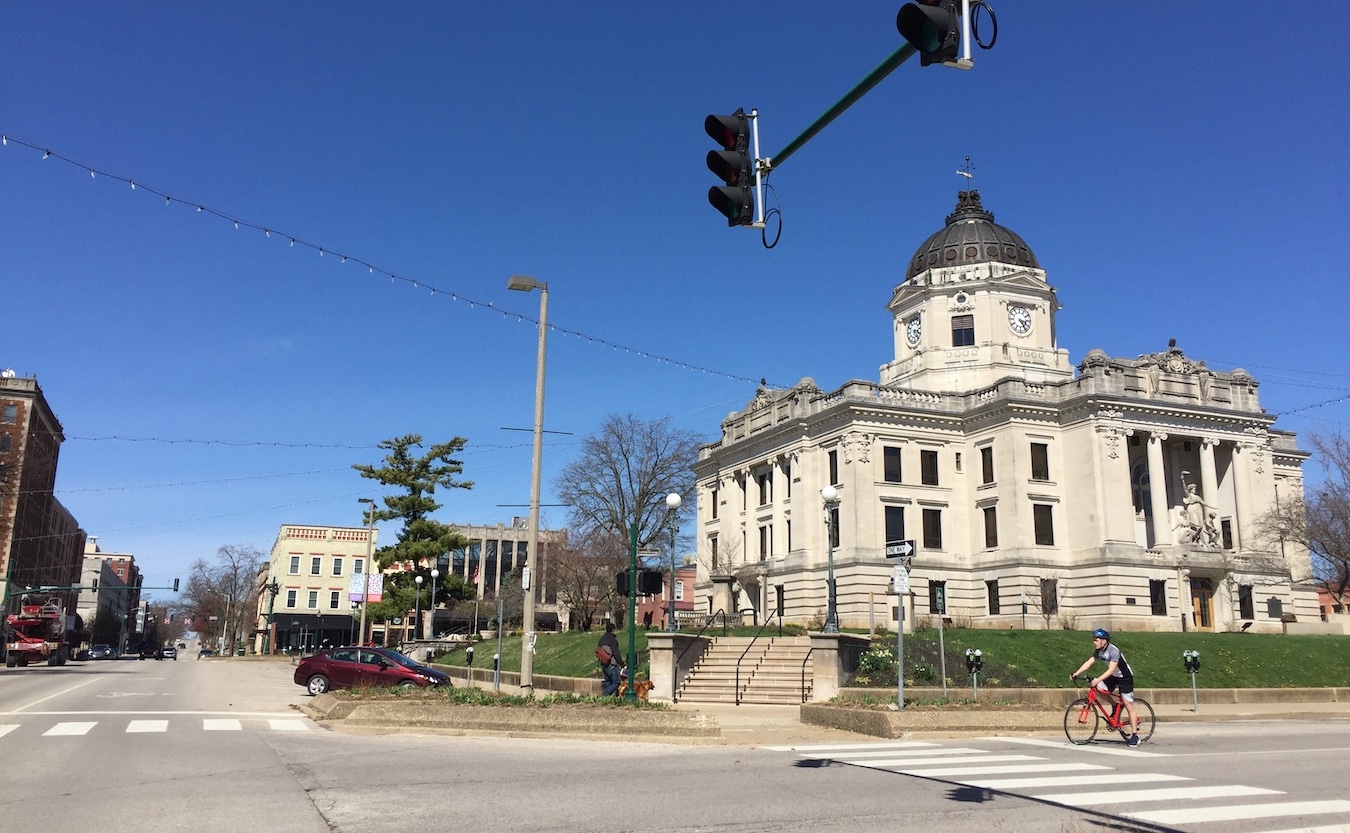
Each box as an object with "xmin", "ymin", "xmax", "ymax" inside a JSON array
[{"xmin": 2, "ymin": 655, "xmax": 1348, "ymax": 833}]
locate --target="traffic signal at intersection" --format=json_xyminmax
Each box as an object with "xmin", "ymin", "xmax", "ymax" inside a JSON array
[
  {"xmin": 896, "ymin": 0, "xmax": 961, "ymax": 66},
  {"xmin": 704, "ymin": 109, "xmax": 754, "ymax": 226}
]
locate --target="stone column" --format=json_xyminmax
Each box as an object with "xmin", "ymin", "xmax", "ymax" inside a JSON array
[
  {"xmin": 1232, "ymin": 444, "xmax": 1254, "ymax": 552},
  {"xmin": 808, "ymin": 632, "xmax": 872, "ymax": 702},
  {"xmin": 1146, "ymin": 433, "xmax": 1170, "ymax": 548},
  {"xmin": 1200, "ymin": 439, "xmax": 1220, "ymax": 509},
  {"xmin": 644, "ymin": 632, "xmax": 710, "ymax": 703}
]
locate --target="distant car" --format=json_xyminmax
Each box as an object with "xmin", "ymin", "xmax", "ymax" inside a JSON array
[
  {"xmin": 197, "ymin": 648, "xmax": 214, "ymax": 659},
  {"xmin": 89, "ymin": 644, "xmax": 114, "ymax": 660},
  {"xmin": 294, "ymin": 646, "xmax": 451, "ymax": 695},
  {"xmin": 138, "ymin": 643, "xmax": 160, "ymax": 660},
  {"xmin": 177, "ymin": 642, "xmax": 186, "ymax": 649},
  {"xmin": 160, "ymin": 645, "xmax": 177, "ymax": 661}
]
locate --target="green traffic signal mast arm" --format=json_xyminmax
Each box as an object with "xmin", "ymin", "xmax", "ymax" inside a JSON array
[{"xmin": 761, "ymin": 43, "xmax": 915, "ymax": 175}]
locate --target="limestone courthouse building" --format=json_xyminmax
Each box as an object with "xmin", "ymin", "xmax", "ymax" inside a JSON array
[{"xmin": 692, "ymin": 191, "xmax": 1317, "ymax": 634}]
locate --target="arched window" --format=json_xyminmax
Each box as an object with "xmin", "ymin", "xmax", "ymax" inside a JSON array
[{"xmin": 1131, "ymin": 464, "xmax": 1152, "ymax": 517}]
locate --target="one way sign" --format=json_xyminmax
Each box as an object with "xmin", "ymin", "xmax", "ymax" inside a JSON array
[{"xmin": 885, "ymin": 539, "xmax": 916, "ymax": 558}]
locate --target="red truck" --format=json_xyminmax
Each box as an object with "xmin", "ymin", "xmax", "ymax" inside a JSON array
[{"xmin": 4, "ymin": 594, "xmax": 71, "ymax": 667}]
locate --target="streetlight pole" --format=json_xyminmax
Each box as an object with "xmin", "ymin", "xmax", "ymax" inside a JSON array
[
  {"xmin": 429, "ymin": 568, "xmax": 439, "ymax": 640},
  {"xmin": 508, "ymin": 273, "xmax": 548, "ymax": 693},
  {"xmin": 665, "ymin": 493, "xmax": 681, "ymax": 632},
  {"xmin": 263, "ymin": 580, "xmax": 280, "ymax": 654},
  {"xmin": 821, "ymin": 486, "xmax": 840, "ymax": 634},
  {"xmin": 358, "ymin": 498, "xmax": 376, "ymax": 647},
  {"xmin": 414, "ymin": 575, "xmax": 423, "ymax": 645}
]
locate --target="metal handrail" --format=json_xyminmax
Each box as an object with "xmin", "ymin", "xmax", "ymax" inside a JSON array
[
  {"xmin": 800, "ymin": 646, "xmax": 815, "ymax": 704},
  {"xmin": 734, "ymin": 616, "xmax": 777, "ymax": 705},
  {"xmin": 671, "ymin": 609, "xmax": 728, "ymax": 704}
]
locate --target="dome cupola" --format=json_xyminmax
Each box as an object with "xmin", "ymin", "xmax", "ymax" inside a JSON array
[{"xmin": 905, "ymin": 190, "xmax": 1039, "ymax": 280}]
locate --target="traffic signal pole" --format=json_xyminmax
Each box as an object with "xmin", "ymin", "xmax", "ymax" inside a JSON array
[{"xmin": 763, "ymin": 43, "xmax": 915, "ymax": 174}]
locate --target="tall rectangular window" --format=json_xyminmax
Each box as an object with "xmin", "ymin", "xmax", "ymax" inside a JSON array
[
  {"xmin": 921, "ymin": 450, "xmax": 939, "ymax": 486},
  {"xmin": 1040, "ymin": 578, "xmax": 1059, "ymax": 616},
  {"xmin": 354, "ymin": 558, "xmax": 364, "ymax": 575},
  {"xmin": 307, "ymin": 590, "xmax": 319, "ymax": 609},
  {"xmin": 329, "ymin": 590, "xmax": 341, "ymax": 610},
  {"xmin": 1, "ymin": 404, "xmax": 16, "ymax": 423},
  {"xmin": 884, "ymin": 505, "xmax": 905, "ymax": 546},
  {"xmin": 828, "ymin": 450, "xmax": 839, "ymax": 485},
  {"xmin": 1150, "ymin": 579, "xmax": 1167, "ymax": 616},
  {"xmin": 757, "ymin": 471, "xmax": 772, "ymax": 505},
  {"xmin": 1030, "ymin": 443, "xmax": 1050, "ymax": 481},
  {"xmin": 1238, "ymin": 584, "xmax": 1254, "ymax": 619},
  {"xmin": 289, "ymin": 555, "xmax": 300, "ymax": 575},
  {"xmin": 828, "ymin": 505, "xmax": 840, "ymax": 548},
  {"xmin": 331, "ymin": 557, "xmax": 343, "ymax": 576},
  {"xmin": 1033, "ymin": 504, "xmax": 1055, "ymax": 546},
  {"xmin": 922, "ymin": 508, "xmax": 942, "ymax": 550},
  {"xmin": 928, "ymin": 580, "xmax": 947, "ymax": 615},
  {"xmin": 986, "ymin": 579, "xmax": 1000, "ymax": 615},
  {"xmin": 1221, "ymin": 519, "xmax": 1233, "ymax": 549},
  {"xmin": 951, "ymin": 314, "xmax": 975, "ymax": 347},
  {"xmin": 981, "ymin": 446, "xmax": 995, "ymax": 484},
  {"xmin": 310, "ymin": 556, "xmax": 322, "ymax": 576},
  {"xmin": 983, "ymin": 506, "xmax": 998, "ymax": 548},
  {"xmin": 675, "ymin": 581, "xmax": 684, "ymax": 601},
  {"xmin": 711, "ymin": 488, "xmax": 719, "ymax": 520},
  {"xmin": 758, "ymin": 525, "xmax": 772, "ymax": 561},
  {"xmin": 786, "ymin": 520, "xmax": 792, "ymax": 552},
  {"xmin": 883, "ymin": 446, "xmax": 903, "ymax": 483},
  {"xmin": 710, "ymin": 537, "xmax": 719, "ymax": 572},
  {"xmin": 286, "ymin": 589, "xmax": 297, "ymax": 608},
  {"xmin": 784, "ymin": 461, "xmax": 792, "ymax": 498}
]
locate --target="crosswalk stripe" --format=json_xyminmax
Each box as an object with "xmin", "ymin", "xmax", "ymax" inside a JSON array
[
  {"xmin": 0, "ymin": 725, "xmax": 17, "ymax": 738},
  {"xmin": 202, "ymin": 719, "xmax": 241, "ymax": 731},
  {"xmin": 763, "ymin": 741, "xmax": 937, "ymax": 752},
  {"xmin": 1036, "ymin": 784, "xmax": 1282, "ymax": 806},
  {"xmin": 126, "ymin": 720, "xmax": 168, "ymax": 733},
  {"xmin": 44, "ymin": 721, "xmax": 96, "ymax": 736},
  {"xmin": 897, "ymin": 762, "xmax": 1109, "ymax": 777},
  {"xmin": 1128, "ymin": 799, "xmax": 1350, "ymax": 826},
  {"xmin": 1244, "ymin": 824, "xmax": 1350, "ymax": 833},
  {"xmin": 267, "ymin": 719, "xmax": 308, "ymax": 731},
  {"xmin": 988, "ymin": 736, "xmax": 1168, "ymax": 757},
  {"xmin": 852, "ymin": 754, "xmax": 1045, "ymax": 769},
  {"xmin": 963, "ymin": 773, "xmax": 1192, "ymax": 790},
  {"xmin": 798, "ymin": 747, "xmax": 989, "ymax": 760}
]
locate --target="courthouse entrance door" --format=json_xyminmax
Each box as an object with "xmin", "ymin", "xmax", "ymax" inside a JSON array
[{"xmin": 1191, "ymin": 577, "xmax": 1215, "ymax": 631}]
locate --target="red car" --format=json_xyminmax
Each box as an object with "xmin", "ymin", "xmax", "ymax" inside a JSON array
[{"xmin": 293, "ymin": 646, "xmax": 452, "ymax": 695}]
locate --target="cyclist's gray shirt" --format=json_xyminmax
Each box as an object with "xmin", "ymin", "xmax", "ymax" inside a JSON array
[{"xmin": 1094, "ymin": 643, "xmax": 1134, "ymax": 680}]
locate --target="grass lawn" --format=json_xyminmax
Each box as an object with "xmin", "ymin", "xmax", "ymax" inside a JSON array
[{"xmin": 430, "ymin": 625, "xmax": 1350, "ymax": 689}]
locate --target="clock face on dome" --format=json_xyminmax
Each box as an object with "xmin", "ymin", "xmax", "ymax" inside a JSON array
[
  {"xmin": 1008, "ymin": 305, "xmax": 1032, "ymax": 335},
  {"xmin": 906, "ymin": 317, "xmax": 922, "ymax": 347}
]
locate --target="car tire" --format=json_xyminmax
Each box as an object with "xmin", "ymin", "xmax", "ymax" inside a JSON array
[{"xmin": 307, "ymin": 674, "xmax": 331, "ymax": 695}]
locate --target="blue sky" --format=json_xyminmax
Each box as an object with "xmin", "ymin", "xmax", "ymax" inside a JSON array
[{"xmin": 3, "ymin": 3, "xmax": 1348, "ymax": 595}]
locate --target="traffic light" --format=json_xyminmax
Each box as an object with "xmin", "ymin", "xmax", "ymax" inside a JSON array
[
  {"xmin": 638, "ymin": 570, "xmax": 664, "ymax": 596},
  {"xmin": 897, "ymin": 0, "xmax": 960, "ymax": 66},
  {"xmin": 173, "ymin": 578, "xmax": 180, "ymax": 592},
  {"xmin": 704, "ymin": 109, "xmax": 754, "ymax": 226},
  {"xmin": 615, "ymin": 570, "xmax": 631, "ymax": 596}
]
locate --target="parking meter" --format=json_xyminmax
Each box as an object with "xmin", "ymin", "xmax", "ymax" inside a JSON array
[
  {"xmin": 466, "ymin": 645, "xmax": 474, "ymax": 667},
  {"xmin": 493, "ymin": 653, "xmax": 500, "ymax": 672},
  {"xmin": 1182, "ymin": 650, "xmax": 1200, "ymax": 713},
  {"xmin": 965, "ymin": 648, "xmax": 983, "ymax": 698}
]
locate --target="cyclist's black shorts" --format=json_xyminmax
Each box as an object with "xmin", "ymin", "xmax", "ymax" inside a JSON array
[{"xmin": 1103, "ymin": 675, "xmax": 1135, "ymax": 699}]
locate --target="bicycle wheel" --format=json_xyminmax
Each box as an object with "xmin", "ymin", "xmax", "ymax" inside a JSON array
[
  {"xmin": 1064, "ymin": 698, "xmax": 1098, "ymax": 745},
  {"xmin": 1118, "ymin": 698, "xmax": 1156, "ymax": 744}
]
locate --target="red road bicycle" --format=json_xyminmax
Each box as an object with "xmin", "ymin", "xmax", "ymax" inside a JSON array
[{"xmin": 1064, "ymin": 683, "xmax": 1156, "ymax": 745}]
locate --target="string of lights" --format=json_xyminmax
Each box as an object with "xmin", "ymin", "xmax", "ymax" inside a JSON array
[
  {"xmin": 41, "ymin": 467, "xmax": 353, "ymax": 494},
  {"xmin": 0, "ymin": 132, "xmax": 777, "ymax": 388},
  {"xmin": 65, "ymin": 434, "xmax": 536, "ymax": 451}
]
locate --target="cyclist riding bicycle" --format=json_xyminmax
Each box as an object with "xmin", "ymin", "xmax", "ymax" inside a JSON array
[{"xmin": 1070, "ymin": 628, "xmax": 1142, "ymax": 747}]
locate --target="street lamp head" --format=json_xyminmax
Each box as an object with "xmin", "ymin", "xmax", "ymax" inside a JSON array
[
  {"xmin": 821, "ymin": 485, "xmax": 838, "ymax": 502},
  {"xmin": 358, "ymin": 497, "xmax": 374, "ymax": 505},
  {"xmin": 415, "ymin": 575, "xmax": 423, "ymax": 585},
  {"xmin": 430, "ymin": 569, "xmax": 439, "ymax": 579},
  {"xmin": 665, "ymin": 492, "xmax": 682, "ymax": 511},
  {"xmin": 507, "ymin": 274, "xmax": 546, "ymax": 293}
]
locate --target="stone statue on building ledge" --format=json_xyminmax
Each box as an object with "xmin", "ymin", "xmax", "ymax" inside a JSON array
[{"xmin": 1174, "ymin": 479, "xmax": 1221, "ymax": 547}]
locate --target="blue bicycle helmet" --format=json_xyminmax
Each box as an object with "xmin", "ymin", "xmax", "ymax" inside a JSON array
[{"xmin": 1092, "ymin": 628, "xmax": 1110, "ymax": 640}]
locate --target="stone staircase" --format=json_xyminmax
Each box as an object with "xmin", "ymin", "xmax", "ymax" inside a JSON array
[{"xmin": 676, "ymin": 636, "xmax": 813, "ymax": 705}]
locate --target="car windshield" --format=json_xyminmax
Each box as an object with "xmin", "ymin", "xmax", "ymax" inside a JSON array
[{"xmin": 374, "ymin": 649, "xmax": 421, "ymax": 669}]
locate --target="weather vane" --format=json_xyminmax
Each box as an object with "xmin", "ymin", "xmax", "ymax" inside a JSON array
[{"xmin": 957, "ymin": 155, "xmax": 975, "ymax": 184}]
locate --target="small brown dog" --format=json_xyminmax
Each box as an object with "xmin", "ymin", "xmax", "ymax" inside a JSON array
[{"xmin": 617, "ymin": 678, "xmax": 654, "ymax": 700}]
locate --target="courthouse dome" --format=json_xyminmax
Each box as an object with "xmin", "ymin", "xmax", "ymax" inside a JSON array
[{"xmin": 905, "ymin": 190, "xmax": 1040, "ymax": 280}]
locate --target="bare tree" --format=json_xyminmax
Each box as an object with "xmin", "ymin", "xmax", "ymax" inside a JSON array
[
  {"xmin": 179, "ymin": 544, "xmax": 263, "ymax": 653},
  {"xmin": 555, "ymin": 414, "xmax": 702, "ymax": 551},
  {"xmin": 548, "ymin": 528, "xmax": 628, "ymax": 631}
]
